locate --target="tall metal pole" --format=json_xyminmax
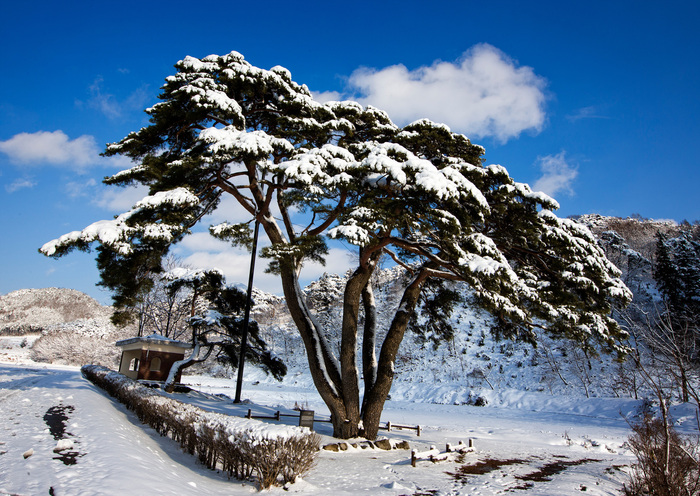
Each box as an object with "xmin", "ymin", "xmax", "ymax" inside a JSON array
[{"xmin": 234, "ymin": 217, "xmax": 260, "ymax": 403}]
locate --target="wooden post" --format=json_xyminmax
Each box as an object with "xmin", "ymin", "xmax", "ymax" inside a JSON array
[
  {"xmin": 468, "ymin": 438, "xmax": 473, "ymax": 448},
  {"xmin": 246, "ymin": 409, "xmax": 252, "ymax": 419},
  {"xmin": 275, "ymin": 411, "xmax": 281, "ymax": 421},
  {"xmin": 387, "ymin": 421, "xmax": 392, "ymax": 432},
  {"xmin": 411, "ymin": 449, "xmax": 417, "ymax": 467},
  {"xmin": 417, "ymin": 425, "xmax": 421, "ymax": 437}
]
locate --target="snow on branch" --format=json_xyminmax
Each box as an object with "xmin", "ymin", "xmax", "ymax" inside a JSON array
[
  {"xmin": 40, "ymin": 188, "xmax": 199, "ymax": 257},
  {"xmin": 198, "ymin": 126, "xmax": 294, "ymax": 159}
]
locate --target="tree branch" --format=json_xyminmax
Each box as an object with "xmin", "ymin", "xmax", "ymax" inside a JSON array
[{"xmin": 307, "ymin": 191, "xmax": 348, "ymax": 237}]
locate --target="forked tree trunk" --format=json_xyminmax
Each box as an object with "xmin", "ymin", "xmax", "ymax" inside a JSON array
[
  {"xmin": 361, "ymin": 272, "xmax": 427, "ymax": 439},
  {"xmin": 259, "ymin": 209, "xmax": 426, "ymax": 439}
]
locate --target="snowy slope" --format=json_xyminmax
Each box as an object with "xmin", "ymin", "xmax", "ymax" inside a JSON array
[{"xmin": 241, "ymin": 267, "xmax": 649, "ymax": 409}]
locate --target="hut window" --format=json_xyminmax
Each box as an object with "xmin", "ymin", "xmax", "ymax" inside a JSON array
[
  {"xmin": 129, "ymin": 358, "xmax": 139, "ymax": 371},
  {"xmin": 150, "ymin": 357, "xmax": 162, "ymax": 371}
]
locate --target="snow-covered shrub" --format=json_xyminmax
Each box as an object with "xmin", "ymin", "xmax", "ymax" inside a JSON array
[
  {"xmin": 30, "ymin": 317, "xmax": 135, "ymax": 367},
  {"xmin": 31, "ymin": 329, "xmax": 119, "ymax": 367},
  {"xmin": 81, "ymin": 365, "xmax": 319, "ymax": 489},
  {"xmin": 0, "ymin": 324, "xmax": 44, "ymax": 336}
]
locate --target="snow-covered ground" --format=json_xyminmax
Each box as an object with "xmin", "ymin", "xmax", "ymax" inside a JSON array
[{"xmin": 5, "ymin": 335, "xmax": 688, "ymax": 496}]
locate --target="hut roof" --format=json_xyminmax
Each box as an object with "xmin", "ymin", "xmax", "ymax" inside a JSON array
[{"xmin": 115, "ymin": 333, "xmax": 192, "ymax": 349}]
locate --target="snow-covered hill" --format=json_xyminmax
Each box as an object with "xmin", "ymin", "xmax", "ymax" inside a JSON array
[
  {"xmin": 0, "ymin": 287, "xmax": 111, "ymax": 334},
  {"xmin": 244, "ymin": 268, "xmax": 642, "ymax": 409},
  {"xmin": 0, "ymin": 288, "xmax": 134, "ymax": 368}
]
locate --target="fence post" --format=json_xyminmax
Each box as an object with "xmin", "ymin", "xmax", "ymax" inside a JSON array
[
  {"xmin": 247, "ymin": 409, "xmax": 252, "ymax": 419},
  {"xmin": 411, "ymin": 449, "xmax": 417, "ymax": 467},
  {"xmin": 417, "ymin": 425, "xmax": 421, "ymax": 437}
]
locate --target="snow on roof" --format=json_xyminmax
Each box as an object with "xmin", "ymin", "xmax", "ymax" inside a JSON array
[{"xmin": 115, "ymin": 334, "xmax": 192, "ymax": 349}]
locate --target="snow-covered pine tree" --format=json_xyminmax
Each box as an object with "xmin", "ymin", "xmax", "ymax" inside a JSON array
[
  {"xmin": 41, "ymin": 51, "xmax": 631, "ymax": 439},
  {"xmin": 159, "ymin": 267, "xmax": 285, "ymax": 390}
]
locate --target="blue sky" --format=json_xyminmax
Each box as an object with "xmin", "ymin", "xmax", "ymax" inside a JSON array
[{"xmin": 1, "ymin": 0, "xmax": 699, "ymax": 304}]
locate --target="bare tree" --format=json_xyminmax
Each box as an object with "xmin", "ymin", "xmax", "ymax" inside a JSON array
[{"xmin": 624, "ymin": 305, "xmax": 700, "ymax": 405}]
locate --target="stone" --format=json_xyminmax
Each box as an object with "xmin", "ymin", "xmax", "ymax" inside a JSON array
[{"xmin": 374, "ymin": 439, "xmax": 392, "ymax": 450}]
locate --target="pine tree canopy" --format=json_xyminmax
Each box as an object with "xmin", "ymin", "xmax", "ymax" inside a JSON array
[{"xmin": 40, "ymin": 51, "xmax": 631, "ymax": 353}]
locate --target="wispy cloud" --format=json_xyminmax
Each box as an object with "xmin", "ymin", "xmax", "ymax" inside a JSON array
[
  {"xmin": 312, "ymin": 90, "xmax": 343, "ymax": 103},
  {"xmin": 87, "ymin": 76, "xmax": 123, "ymax": 119},
  {"xmin": 65, "ymin": 178, "xmax": 98, "ymax": 199},
  {"xmin": 566, "ymin": 105, "xmax": 610, "ymax": 122},
  {"xmin": 532, "ymin": 151, "xmax": 578, "ymax": 198},
  {"xmin": 175, "ymin": 240, "xmax": 353, "ymax": 294},
  {"xmin": 78, "ymin": 76, "xmax": 150, "ymax": 120},
  {"xmin": 0, "ymin": 131, "xmax": 100, "ymax": 171},
  {"xmin": 329, "ymin": 44, "xmax": 548, "ymax": 142},
  {"xmin": 5, "ymin": 177, "xmax": 36, "ymax": 193}
]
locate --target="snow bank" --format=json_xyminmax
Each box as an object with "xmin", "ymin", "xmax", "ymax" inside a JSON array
[{"xmin": 81, "ymin": 365, "xmax": 319, "ymax": 489}]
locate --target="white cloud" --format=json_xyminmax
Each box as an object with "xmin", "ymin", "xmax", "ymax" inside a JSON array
[
  {"xmin": 93, "ymin": 184, "xmax": 150, "ymax": 212},
  {"xmin": 299, "ymin": 247, "xmax": 354, "ymax": 282},
  {"xmin": 177, "ymin": 232, "xmax": 232, "ymax": 253},
  {"xmin": 532, "ymin": 151, "xmax": 578, "ymax": 198},
  {"xmin": 173, "ymin": 235, "xmax": 355, "ymax": 295},
  {"xmin": 202, "ymin": 195, "xmax": 256, "ymax": 226},
  {"xmin": 312, "ymin": 90, "xmax": 343, "ymax": 103},
  {"xmin": 0, "ymin": 131, "xmax": 100, "ymax": 169},
  {"xmin": 341, "ymin": 44, "xmax": 547, "ymax": 141},
  {"xmin": 5, "ymin": 177, "xmax": 36, "ymax": 193},
  {"xmin": 178, "ymin": 246, "xmax": 284, "ymax": 294},
  {"xmin": 0, "ymin": 130, "xmax": 138, "ymax": 175}
]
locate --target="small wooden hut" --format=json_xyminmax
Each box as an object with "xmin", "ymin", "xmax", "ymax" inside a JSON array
[{"xmin": 116, "ymin": 334, "xmax": 192, "ymax": 382}]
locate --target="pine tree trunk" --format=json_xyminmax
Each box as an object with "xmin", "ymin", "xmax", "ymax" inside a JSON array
[
  {"xmin": 164, "ymin": 342, "xmax": 213, "ymax": 392},
  {"xmin": 680, "ymin": 366, "xmax": 690, "ymax": 403},
  {"xmin": 361, "ymin": 271, "xmax": 427, "ymax": 439},
  {"xmin": 361, "ymin": 280, "xmax": 377, "ymax": 416},
  {"xmin": 338, "ymin": 260, "xmax": 377, "ymax": 436}
]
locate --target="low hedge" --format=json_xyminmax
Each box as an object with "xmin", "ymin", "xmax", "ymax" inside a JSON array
[{"xmin": 81, "ymin": 365, "xmax": 319, "ymax": 489}]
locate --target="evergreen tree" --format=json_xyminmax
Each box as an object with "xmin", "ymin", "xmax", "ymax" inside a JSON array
[
  {"xmin": 161, "ymin": 268, "xmax": 285, "ymax": 390},
  {"xmin": 655, "ymin": 231, "xmax": 700, "ymax": 321},
  {"xmin": 651, "ymin": 230, "xmax": 700, "ymax": 402},
  {"xmin": 41, "ymin": 52, "xmax": 631, "ymax": 439}
]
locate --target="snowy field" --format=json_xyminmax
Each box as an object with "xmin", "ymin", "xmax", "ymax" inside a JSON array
[
  {"xmin": 3, "ymin": 335, "xmax": 698, "ymax": 496},
  {"xmin": 0, "ymin": 354, "xmax": 659, "ymax": 495}
]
